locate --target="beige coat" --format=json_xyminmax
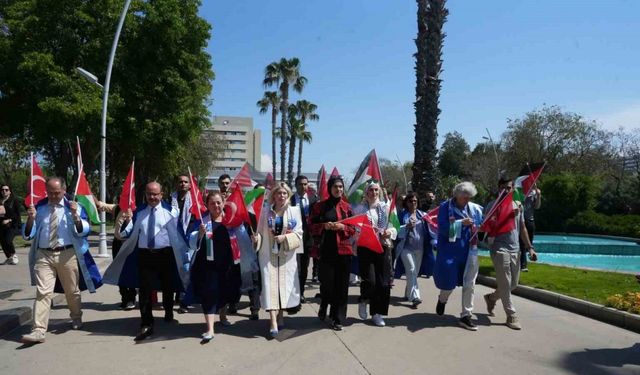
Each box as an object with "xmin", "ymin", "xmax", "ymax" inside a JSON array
[{"xmin": 257, "ymin": 204, "xmax": 303, "ymax": 310}]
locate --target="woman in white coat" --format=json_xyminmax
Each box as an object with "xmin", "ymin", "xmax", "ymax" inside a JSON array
[{"xmin": 256, "ymin": 182, "xmax": 303, "ymax": 338}]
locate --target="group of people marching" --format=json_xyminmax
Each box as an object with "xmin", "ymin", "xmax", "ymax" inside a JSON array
[{"xmin": 16, "ymin": 169, "xmax": 541, "ymax": 344}]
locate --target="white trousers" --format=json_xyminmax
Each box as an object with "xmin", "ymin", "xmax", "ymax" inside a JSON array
[{"xmin": 438, "ymin": 248, "xmax": 479, "ymax": 318}]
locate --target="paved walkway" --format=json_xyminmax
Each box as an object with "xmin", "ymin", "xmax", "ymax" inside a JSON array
[{"xmin": 0, "ymin": 241, "xmax": 639, "ymax": 375}]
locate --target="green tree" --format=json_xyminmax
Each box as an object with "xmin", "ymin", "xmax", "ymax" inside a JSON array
[
  {"xmin": 412, "ymin": 0, "xmax": 448, "ymax": 198},
  {"xmin": 438, "ymin": 131, "xmax": 470, "ymax": 178},
  {"xmin": 291, "ymin": 118, "xmax": 313, "ymax": 178},
  {"xmin": 288, "ymin": 99, "xmax": 318, "ymax": 182},
  {"xmin": 263, "ymin": 58, "xmax": 307, "ymax": 185},
  {"xmin": 501, "ymin": 105, "xmax": 611, "ymax": 176},
  {"xmin": 257, "ymin": 91, "xmax": 280, "ymax": 179},
  {"xmin": 0, "ymin": 0, "xmax": 216, "ymax": 199}
]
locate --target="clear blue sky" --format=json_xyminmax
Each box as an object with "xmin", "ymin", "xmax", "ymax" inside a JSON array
[{"xmin": 200, "ymin": 0, "xmax": 640, "ymax": 177}]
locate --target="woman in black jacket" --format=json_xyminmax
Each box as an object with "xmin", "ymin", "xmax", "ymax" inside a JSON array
[{"xmin": 0, "ymin": 184, "xmax": 21, "ymax": 265}]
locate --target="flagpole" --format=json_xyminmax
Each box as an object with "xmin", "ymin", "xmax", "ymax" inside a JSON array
[
  {"xmin": 469, "ymin": 189, "xmax": 511, "ymax": 242},
  {"xmin": 30, "ymin": 152, "xmax": 34, "ymax": 207}
]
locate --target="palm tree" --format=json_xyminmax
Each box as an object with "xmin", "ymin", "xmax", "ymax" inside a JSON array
[
  {"xmin": 412, "ymin": 0, "xmax": 448, "ymax": 197},
  {"xmin": 263, "ymin": 58, "xmax": 307, "ymax": 184},
  {"xmin": 257, "ymin": 91, "xmax": 280, "ymax": 178},
  {"xmin": 292, "ymin": 119, "xmax": 313, "ymax": 177},
  {"xmin": 288, "ymin": 100, "xmax": 318, "ymax": 184}
]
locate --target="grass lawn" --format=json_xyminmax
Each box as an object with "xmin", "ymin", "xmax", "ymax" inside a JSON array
[{"xmin": 478, "ymin": 255, "xmax": 640, "ymax": 306}]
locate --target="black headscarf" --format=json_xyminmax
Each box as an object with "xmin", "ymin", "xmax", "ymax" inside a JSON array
[{"xmin": 327, "ymin": 175, "xmax": 344, "ymax": 205}]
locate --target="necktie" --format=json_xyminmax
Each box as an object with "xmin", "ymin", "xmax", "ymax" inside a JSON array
[
  {"xmin": 147, "ymin": 207, "xmax": 156, "ymax": 249},
  {"xmin": 49, "ymin": 204, "xmax": 59, "ymax": 248}
]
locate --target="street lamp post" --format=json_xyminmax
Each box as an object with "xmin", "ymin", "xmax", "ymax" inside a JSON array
[
  {"xmin": 77, "ymin": 0, "xmax": 132, "ymax": 258},
  {"xmin": 482, "ymin": 128, "xmax": 501, "ymax": 180}
]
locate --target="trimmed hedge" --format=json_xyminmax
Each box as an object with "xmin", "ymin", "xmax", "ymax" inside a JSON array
[{"xmin": 566, "ymin": 210, "xmax": 640, "ymax": 238}]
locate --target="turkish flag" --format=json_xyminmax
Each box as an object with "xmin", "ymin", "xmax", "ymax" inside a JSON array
[
  {"xmin": 118, "ymin": 160, "xmax": 136, "ymax": 212},
  {"xmin": 25, "ymin": 154, "xmax": 47, "ymax": 207},
  {"xmin": 221, "ymin": 188, "xmax": 249, "ymax": 227},
  {"xmin": 188, "ymin": 169, "xmax": 206, "ymax": 220},
  {"xmin": 481, "ymin": 191, "xmax": 516, "ymax": 237},
  {"xmin": 423, "ymin": 206, "xmax": 440, "ymax": 232},
  {"xmin": 340, "ymin": 214, "xmax": 383, "ymax": 253}
]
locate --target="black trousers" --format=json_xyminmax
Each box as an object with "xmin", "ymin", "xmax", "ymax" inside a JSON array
[
  {"xmin": 297, "ymin": 252, "xmax": 311, "ymax": 296},
  {"xmin": 248, "ymin": 270, "xmax": 261, "ymax": 313},
  {"xmin": 0, "ymin": 227, "xmax": 16, "ymax": 258},
  {"xmin": 519, "ymin": 220, "xmax": 536, "ymax": 269},
  {"xmin": 358, "ymin": 247, "xmax": 391, "ymax": 316},
  {"xmin": 312, "ymin": 258, "xmax": 319, "ymax": 279},
  {"xmin": 319, "ymin": 255, "xmax": 351, "ymax": 325},
  {"xmin": 138, "ymin": 247, "xmax": 175, "ymax": 327},
  {"xmin": 112, "ymin": 238, "xmax": 136, "ymax": 304}
]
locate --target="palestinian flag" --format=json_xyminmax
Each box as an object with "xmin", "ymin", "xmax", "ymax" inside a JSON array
[
  {"xmin": 513, "ymin": 162, "xmax": 545, "ymax": 202},
  {"xmin": 244, "ymin": 186, "xmax": 266, "ymax": 223},
  {"xmin": 347, "ymin": 149, "xmax": 383, "ymax": 204},
  {"xmin": 388, "ymin": 185, "xmax": 400, "ymax": 232},
  {"xmin": 74, "ymin": 169, "xmax": 102, "ymax": 224}
]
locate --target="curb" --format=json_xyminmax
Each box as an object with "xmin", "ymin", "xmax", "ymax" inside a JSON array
[
  {"xmin": 476, "ymin": 275, "xmax": 640, "ymax": 334},
  {"xmin": 0, "ymin": 256, "xmax": 111, "ymax": 338}
]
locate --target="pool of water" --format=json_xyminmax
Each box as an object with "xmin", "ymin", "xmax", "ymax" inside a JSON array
[{"xmin": 479, "ymin": 234, "xmax": 640, "ymax": 273}]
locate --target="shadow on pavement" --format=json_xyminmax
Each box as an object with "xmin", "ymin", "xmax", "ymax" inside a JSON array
[{"xmin": 560, "ymin": 343, "xmax": 640, "ymax": 375}]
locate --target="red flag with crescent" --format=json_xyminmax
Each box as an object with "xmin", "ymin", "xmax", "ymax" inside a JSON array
[
  {"xmin": 25, "ymin": 153, "xmax": 47, "ymax": 206},
  {"xmin": 221, "ymin": 188, "xmax": 250, "ymax": 227},
  {"xmin": 119, "ymin": 160, "xmax": 137, "ymax": 212}
]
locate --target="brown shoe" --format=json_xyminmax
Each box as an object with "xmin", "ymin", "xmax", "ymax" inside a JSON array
[
  {"xmin": 21, "ymin": 331, "xmax": 46, "ymax": 344},
  {"xmin": 506, "ymin": 315, "xmax": 522, "ymax": 330}
]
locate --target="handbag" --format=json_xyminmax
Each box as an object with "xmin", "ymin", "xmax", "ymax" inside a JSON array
[{"xmin": 282, "ymin": 233, "xmax": 301, "ymax": 252}]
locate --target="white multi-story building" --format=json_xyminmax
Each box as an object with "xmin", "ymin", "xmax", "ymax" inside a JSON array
[{"xmin": 205, "ymin": 115, "xmax": 261, "ymax": 184}]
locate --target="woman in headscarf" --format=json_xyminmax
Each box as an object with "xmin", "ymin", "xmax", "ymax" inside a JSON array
[
  {"xmin": 354, "ymin": 181, "xmax": 397, "ymax": 327},
  {"xmin": 255, "ymin": 182, "xmax": 303, "ymax": 338},
  {"xmin": 308, "ymin": 175, "xmax": 356, "ymax": 331},
  {"xmin": 188, "ymin": 191, "xmax": 240, "ymax": 341}
]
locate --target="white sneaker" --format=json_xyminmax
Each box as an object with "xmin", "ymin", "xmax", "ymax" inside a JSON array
[
  {"xmin": 358, "ymin": 302, "xmax": 368, "ymax": 320},
  {"xmin": 8, "ymin": 255, "xmax": 18, "ymax": 265},
  {"xmin": 372, "ymin": 314, "xmax": 385, "ymax": 327}
]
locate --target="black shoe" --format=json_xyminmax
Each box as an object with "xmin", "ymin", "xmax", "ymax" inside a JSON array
[
  {"xmin": 177, "ymin": 307, "xmax": 188, "ymax": 314},
  {"xmin": 300, "ymin": 295, "xmax": 306, "ymax": 303},
  {"xmin": 124, "ymin": 301, "xmax": 136, "ymax": 311},
  {"xmin": 312, "ymin": 276, "xmax": 319, "ymax": 283},
  {"xmin": 227, "ymin": 304, "xmax": 238, "ymax": 314},
  {"xmin": 436, "ymin": 300, "xmax": 446, "ymax": 316},
  {"xmin": 332, "ymin": 322, "xmax": 343, "ymax": 331},
  {"xmin": 250, "ymin": 311, "xmax": 259, "ymax": 321},
  {"xmin": 412, "ymin": 298, "xmax": 423, "ymax": 309},
  {"xmin": 117, "ymin": 302, "xmax": 126, "ymax": 310},
  {"xmin": 318, "ymin": 305, "xmax": 327, "ymax": 321},
  {"xmin": 134, "ymin": 326, "xmax": 153, "ymax": 341},
  {"xmin": 164, "ymin": 313, "xmax": 175, "ymax": 323},
  {"xmin": 458, "ymin": 316, "xmax": 478, "ymax": 331}
]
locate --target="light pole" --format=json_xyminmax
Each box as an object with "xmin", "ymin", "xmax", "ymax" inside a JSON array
[
  {"xmin": 77, "ymin": 0, "xmax": 132, "ymax": 258},
  {"xmin": 482, "ymin": 128, "xmax": 501, "ymax": 180}
]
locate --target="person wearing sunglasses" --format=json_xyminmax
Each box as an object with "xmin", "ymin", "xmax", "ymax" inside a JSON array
[{"xmin": 0, "ymin": 184, "xmax": 21, "ymax": 265}]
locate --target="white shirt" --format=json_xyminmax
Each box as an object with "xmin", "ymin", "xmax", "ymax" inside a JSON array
[
  {"xmin": 122, "ymin": 204, "xmax": 176, "ymax": 249},
  {"xmin": 294, "ymin": 193, "xmax": 309, "ymax": 215},
  {"xmin": 37, "ymin": 199, "xmax": 75, "ymax": 248}
]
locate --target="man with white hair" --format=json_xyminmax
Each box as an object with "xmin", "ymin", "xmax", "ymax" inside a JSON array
[{"xmin": 433, "ymin": 181, "xmax": 484, "ymax": 331}]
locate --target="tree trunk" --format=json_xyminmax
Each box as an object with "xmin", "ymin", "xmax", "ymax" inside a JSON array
[
  {"xmin": 297, "ymin": 137, "xmax": 303, "ymax": 177},
  {"xmin": 287, "ymin": 121, "xmax": 296, "ymax": 186},
  {"xmin": 280, "ymin": 83, "xmax": 289, "ymax": 184},
  {"xmin": 271, "ymin": 107, "xmax": 277, "ymax": 179},
  {"xmin": 412, "ymin": 0, "xmax": 447, "ymax": 198}
]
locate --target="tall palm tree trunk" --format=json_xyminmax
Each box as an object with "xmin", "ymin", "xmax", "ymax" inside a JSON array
[
  {"xmin": 297, "ymin": 137, "xmax": 303, "ymax": 177},
  {"xmin": 280, "ymin": 84, "xmax": 289, "ymax": 183},
  {"xmin": 412, "ymin": 0, "xmax": 448, "ymax": 197},
  {"xmin": 271, "ymin": 107, "xmax": 277, "ymax": 178},
  {"xmin": 287, "ymin": 121, "xmax": 297, "ymax": 186}
]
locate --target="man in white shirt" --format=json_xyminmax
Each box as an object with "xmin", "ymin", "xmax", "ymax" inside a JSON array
[
  {"xmin": 113, "ymin": 181, "xmax": 187, "ymax": 341},
  {"xmin": 291, "ymin": 175, "xmax": 318, "ymax": 303}
]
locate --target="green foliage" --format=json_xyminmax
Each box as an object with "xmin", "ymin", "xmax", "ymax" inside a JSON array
[
  {"xmin": 0, "ymin": 0, "xmax": 217, "ymax": 199},
  {"xmin": 566, "ymin": 210, "xmax": 640, "ymax": 238},
  {"xmin": 478, "ymin": 256, "xmax": 640, "ymax": 307},
  {"xmin": 437, "ymin": 131, "xmax": 470, "ymax": 178},
  {"xmin": 535, "ymin": 173, "xmax": 601, "ymax": 232},
  {"xmin": 379, "ymin": 158, "xmax": 413, "ymax": 194}
]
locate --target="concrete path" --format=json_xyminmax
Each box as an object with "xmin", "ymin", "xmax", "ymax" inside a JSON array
[{"xmin": 1, "ymin": 253, "xmax": 639, "ymax": 375}]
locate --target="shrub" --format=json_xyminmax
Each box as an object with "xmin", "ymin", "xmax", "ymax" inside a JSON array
[
  {"xmin": 566, "ymin": 210, "xmax": 640, "ymax": 238},
  {"xmin": 605, "ymin": 292, "xmax": 640, "ymax": 315}
]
